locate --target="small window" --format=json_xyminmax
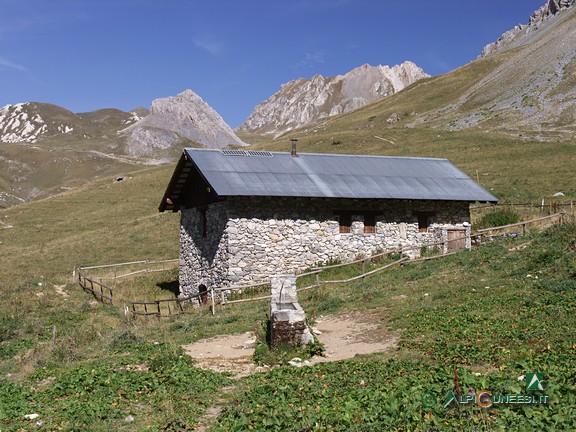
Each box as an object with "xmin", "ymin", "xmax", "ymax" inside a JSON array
[
  {"xmin": 364, "ymin": 213, "xmax": 376, "ymax": 234},
  {"xmin": 199, "ymin": 208, "xmax": 208, "ymax": 237},
  {"xmin": 338, "ymin": 212, "xmax": 351, "ymax": 233}
]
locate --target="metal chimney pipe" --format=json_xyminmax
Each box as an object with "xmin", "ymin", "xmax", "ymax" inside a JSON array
[{"xmin": 290, "ymin": 138, "xmax": 298, "ymax": 157}]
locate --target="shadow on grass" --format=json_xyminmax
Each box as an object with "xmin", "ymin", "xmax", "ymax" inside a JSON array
[{"xmin": 157, "ymin": 280, "xmax": 180, "ymax": 297}]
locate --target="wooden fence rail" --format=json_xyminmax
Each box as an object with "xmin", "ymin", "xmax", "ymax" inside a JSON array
[
  {"xmin": 473, "ymin": 212, "xmax": 563, "ymax": 238},
  {"xmin": 76, "ymin": 259, "xmax": 179, "ymax": 287},
  {"xmin": 77, "ymin": 211, "xmax": 567, "ymax": 317},
  {"xmin": 77, "ymin": 269, "xmax": 114, "ymax": 305},
  {"xmin": 129, "ymin": 293, "xmax": 202, "ymax": 318},
  {"xmin": 118, "ymin": 237, "xmax": 498, "ymax": 318}
]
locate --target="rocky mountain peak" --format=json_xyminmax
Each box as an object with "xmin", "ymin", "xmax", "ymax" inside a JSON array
[
  {"xmin": 120, "ymin": 89, "xmax": 247, "ymax": 158},
  {"xmin": 480, "ymin": 0, "xmax": 576, "ymax": 57},
  {"xmin": 0, "ymin": 102, "xmax": 141, "ymax": 144},
  {"xmin": 237, "ymin": 61, "xmax": 429, "ymax": 137},
  {"xmin": 0, "ymin": 102, "xmax": 77, "ymax": 143}
]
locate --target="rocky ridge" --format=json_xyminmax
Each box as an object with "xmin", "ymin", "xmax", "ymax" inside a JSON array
[
  {"xmin": 0, "ymin": 102, "xmax": 141, "ymax": 144},
  {"xmin": 237, "ymin": 61, "xmax": 429, "ymax": 137},
  {"xmin": 0, "ymin": 102, "xmax": 140, "ymax": 144},
  {"xmin": 480, "ymin": 0, "xmax": 576, "ymax": 57},
  {"xmin": 120, "ymin": 90, "xmax": 247, "ymax": 158}
]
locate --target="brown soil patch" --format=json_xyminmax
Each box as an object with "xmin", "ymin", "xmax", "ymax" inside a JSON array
[
  {"xmin": 309, "ymin": 309, "xmax": 400, "ymax": 364},
  {"xmin": 183, "ymin": 308, "xmax": 399, "ymax": 377}
]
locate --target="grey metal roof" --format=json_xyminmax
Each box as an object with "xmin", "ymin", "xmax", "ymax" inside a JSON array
[
  {"xmin": 159, "ymin": 148, "xmax": 498, "ymax": 211},
  {"xmin": 192, "ymin": 148, "xmax": 495, "ymax": 199}
]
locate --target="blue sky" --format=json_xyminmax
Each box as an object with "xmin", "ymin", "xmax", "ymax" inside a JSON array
[{"xmin": 0, "ymin": 0, "xmax": 545, "ymax": 128}]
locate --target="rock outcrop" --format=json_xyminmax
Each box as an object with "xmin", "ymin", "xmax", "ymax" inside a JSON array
[
  {"xmin": 237, "ymin": 61, "xmax": 429, "ymax": 137},
  {"xmin": 0, "ymin": 102, "xmax": 140, "ymax": 144},
  {"xmin": 120, "ymin": 90, "xmax": 247, "ymax": 158},
  {"xmin": 480, "ymin": 0, "xmax": 576, "ymax": 57}
]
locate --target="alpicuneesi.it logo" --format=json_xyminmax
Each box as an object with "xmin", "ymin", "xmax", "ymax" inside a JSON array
[{"xmin": 422, "ymin": 372, "xmax": 548, "ymax": 409}]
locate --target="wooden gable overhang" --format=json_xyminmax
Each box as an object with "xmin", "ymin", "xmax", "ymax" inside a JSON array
[{"xmin": 158, "ymin": 151, "xmax": 222, "ymax": 212}]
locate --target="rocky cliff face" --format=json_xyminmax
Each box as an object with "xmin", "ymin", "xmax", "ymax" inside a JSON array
[
  {"xmin": 480, "ymin": 0, "xmax": 576, "ymax": 57},
  {"xmin": 237, "ymin": 61, "xmax": 429, "ymax": 137},
  {"xmin": 0, "ymin": 102, "xmax": 140, "ymax": 144},
  {"xmin": 120, "ymin": 90, "xmax": 247, "ymax": 158}
]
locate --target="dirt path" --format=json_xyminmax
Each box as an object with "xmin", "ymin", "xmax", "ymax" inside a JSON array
[
  {"xmin": 309, "ymin": 309, "xmax": 400, "ymax": 364},
  {"xmin": 183, "ymin": 308, "xmax": 400, "ymax": 376}
]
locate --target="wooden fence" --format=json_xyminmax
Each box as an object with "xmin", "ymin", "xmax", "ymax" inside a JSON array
[
  {"xmin": 77, "ymin": 268, "xmax": 114, "ymax": 305},
  {"xmin": 130, "ymin": 295, "xmax": 195, "ymax": 317},
  {"xmin": 125, "ymin": 237, "xmax": 469, "ymax": 318},
  {"xmin": 78, "ymin": 259, "xmax": 179, "ymax": 288},
  {"xmin": 472, "ymin": 212, "xmax": 564, "ymax": 240},
  {"xmin": 75, "ymin": 258, "xmax": 179, "ymax": 305},
  {"xmin": 473, "ymin": 199, "xmax": 574, "ymax": 215},
  {"xmin": 77, "ymin": 211, "xmax": 567, "ymax": 317}
]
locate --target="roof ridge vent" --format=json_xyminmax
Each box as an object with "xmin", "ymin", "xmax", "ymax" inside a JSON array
[
  {"xmin": 246, "ymin": 150, "xmax": 273, "ymax": 157},
  {"xmin": 221, "ymin": 149, "xmax": 273, "ymax": 157},
  {"xmin": 221, "ymin": 149, "xmax": 247, "ymax": 156}
]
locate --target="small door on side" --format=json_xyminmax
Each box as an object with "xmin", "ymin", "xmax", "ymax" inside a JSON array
[{"xmin": 447, "ymin": 229, "xmax": 467, "ymax": 252}]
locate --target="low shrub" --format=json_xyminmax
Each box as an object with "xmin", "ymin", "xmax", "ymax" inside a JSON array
[{"xmin": 476, "ymin": 209, "xmax": 520, "ymax": 229}]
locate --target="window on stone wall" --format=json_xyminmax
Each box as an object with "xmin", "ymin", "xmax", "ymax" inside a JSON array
[
  {"xmin": 415, "ymin": 211, "xmax": 434, "ymax": 232},
  {"xmin": 336, "ymin": 211, "xmax": 379, "ymax": 234},
  {"xmin": 337, "ymin": 212, "xmax": 351, "ymax": 233},
  {"xmin": 364, "ymin": 212, "xmax": 376, "ymax": 234}
]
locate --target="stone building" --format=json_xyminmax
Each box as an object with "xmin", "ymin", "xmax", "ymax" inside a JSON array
[{"xmin": 159, "ymin": 148, "xmax": 497, "ymax": 298}]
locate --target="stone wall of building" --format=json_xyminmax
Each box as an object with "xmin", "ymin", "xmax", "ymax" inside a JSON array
[
  {"xmin": 179, "ymin": 197, "xmax": 471, "ymax": 295},
  {"xmin": 179, "ymin": 202, "xmax": 229, "ymax": 299}
]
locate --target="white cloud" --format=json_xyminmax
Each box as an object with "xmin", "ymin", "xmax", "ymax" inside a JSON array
[
  {"xmin": 294, "ymin": 51, "xmax": 326, "ymax": 70},
  {"xmin": 193, "ymin": 38, "xmax": 224, "ymax": 56},
  {"xmin": 0, "ymin": 56, "xmax": 26, "ymax": 71}
]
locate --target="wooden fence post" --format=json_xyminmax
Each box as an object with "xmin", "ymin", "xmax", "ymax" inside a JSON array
[
  {"xmin": 211, "ymin": 287, "xmax": 215, "ymax": 316},
  {"xmin": 50, "ymin": 325, "xmax": 57, "ymax": 351}
]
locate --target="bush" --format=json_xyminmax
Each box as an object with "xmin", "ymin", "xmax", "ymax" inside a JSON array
[{"xmin": 476, "ymin": 209, "xmax": 520, "ymax": 229}]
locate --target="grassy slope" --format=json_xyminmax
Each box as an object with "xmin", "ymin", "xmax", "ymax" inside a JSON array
[
  {"xmin": 0, "ymin": 164, "xmax": 179, "ymax": 284},
  {"xmin": 1, "ymin": 179, "xmax": 574, "ymax": 429}
]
